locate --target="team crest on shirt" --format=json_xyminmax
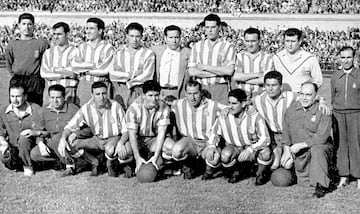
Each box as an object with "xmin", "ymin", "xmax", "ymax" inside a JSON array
[
  {"xmin": 311, "ymin": 115, "xmax": 316, "ymax": 122},
  {"xmin": 353, "ymin": 83, "xmax": 357, "ymax": 89}
]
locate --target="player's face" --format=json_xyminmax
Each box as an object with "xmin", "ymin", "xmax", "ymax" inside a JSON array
[
  {"xmin": 265, "ymin": 78, "xmax": 282, "ymax": 99},
  {"xmin": 144, "ymin": 91, "xmax": 160, "ymax": 109},
  {"xmin": 86, "ymin": 22, "xmax": 102, "ymax": 41},
  {"xmin": 284, "ymin": 35, "xmax": 301, "ymax": 55},
  {"xmin": 228, "ymin": 96, "xmax": 245, "ymax": 115},
  {"xmin": 339, "ymin": 49, "xmax": 354, "ymax": 70},
  {"xmin": 9, "ymin": 88, "xmax": 26, "ymax": 108},
  {"xmin": 186, "ymin": 85, "xmax": 202, "ymax": 108},
  {"xmin": 49, "ymin": 90, "xmax": 65, "ymax": 110},
  {"xmin": 164, "ymin": 30, "xmax": 180, "ymax": 50},
  {"xmin": 298, "ymin": 84, "xmax": 316, "ymax": 108},
  {"xmin": 205, "ymin": 21, "xmax": 220, "ymax": 41},
  {"xmin": 92, "ymin": 87, "xmax": 108, "ymax": 107},
  {"xmin": 244, "ymin": 33, "xmax": 260, "ymax": 54},
  {"xmin": 127, "ymin": 29, "xmax": 142, "ymax": 49},
  {"xmin": 19, "ymin": 19, "xmax": 34, "ymax": 37},
  {"xmin": 53, "ymin": 27, "xmax": 68, "ymax": 46}
]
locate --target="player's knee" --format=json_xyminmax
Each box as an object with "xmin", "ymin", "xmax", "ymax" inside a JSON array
[
  {"xmin": 258, "ymin": 147, "xmax": 272, "ymax": 162},
  {"xmin": 105, "ymin": 145, "xmax": 116, "ymax": 158},
  {"xmin": 30, "ymin": 148, "xmax": 40, "ymax": 162},
  {"xmin": 171, "ymin": 143, "xmax": 185, "ymax": 160}
]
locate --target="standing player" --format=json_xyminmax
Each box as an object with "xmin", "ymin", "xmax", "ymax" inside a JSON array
[
  {"xmin": 0, "ymin": 82, "xmax": 42, "ymax": 176},
  {"xmin": 331, "ymin": 46, "xmax": 360, "ymax": 189},
  {"xmin": 74, "ymin": 17, "xmax": 114, "ymax": 106},
  {"xmin": 205, "ymin": 89, "xmax": 272, "ymax": 184},
  {"xmin": 41, "ymin": 22, "xmax": 79, "ymax": 105},
  {"xmin": 5, "ymin": 13, "xmax": 49, "ymax": 106},
  {"xmin": 152, "ymin": 25, "xmax": 191, "ymax": 99},
  {"xmin": 171, "ymin": 80, "xmax": 225, "ymax": 179},
  {"xmin": 188, "ymin": 14, "xmax": 235, "ymax": 104},
  {"xmin": 233, "ymin": 27, "xmax": 274, "ymax": 97},
  {"xmin": 110, "ymin": 22, "xmax": 155, "ymax": 107},
  {"xmin": 125, "ymin": 80, "xmax": 173, "ymax": 181},
  {"xmin": 58, "ymin": 81, "xmax": 131, "ymax": 177},
  {"xmin": 273, "ymin": 28, "xmax": 323, "ymax": 93}
]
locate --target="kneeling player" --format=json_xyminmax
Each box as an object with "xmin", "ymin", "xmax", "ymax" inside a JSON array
[
  {"xmin": 205, "ymin": 89, "xmax": 272, "ymax": 184},
  {"xmin": 126, "ymin": 80, "xmax": 174, "ymax": 182},
  {"xmin": 58, "ymin": 81, "xmax": 132, "ymax": 177}
]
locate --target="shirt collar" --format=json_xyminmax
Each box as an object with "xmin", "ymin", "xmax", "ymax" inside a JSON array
[
  {"xmin": 338, "ymin": 67, "xmax": 359, "ymax": 79},
  {"xmin": 89, "ymin": 98, "xmax": 112, "ymax": 110},
  {"xmin": 165, "ymin": 46, "xmax": 180, "ymax": 54},
  {"xmin": 295, "ymin": 101, "xmax": 318, "ymax": 115},
  {"xmin": 46, "ymin": 102, "xmax": 69, "ymax": 113},
  {"xmin": 5, "ymin": 101, "xmax": 32, "ymax": 115}
]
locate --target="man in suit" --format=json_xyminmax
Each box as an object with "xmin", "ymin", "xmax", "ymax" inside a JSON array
[{"xmin": 152, "ymin": 25, "xmax": 191, "ymax": 99}]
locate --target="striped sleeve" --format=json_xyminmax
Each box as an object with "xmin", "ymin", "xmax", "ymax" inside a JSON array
[
  {"xmin": 188, "ymin": 42, "xmax": 199, "ymax": 67},
  {"xmin": 90, "ymin": 44, "xmax": 115, "ymax": 76},
  {"xmin": 125, "ymin": 104, "xmax": 140, "ymax": 130},
  {"xmin": 157, "ymin": 105, "xmax": 170, "ymax": 127},
  {"xmin": 223, "ymin": 43, "xmax": 236, "ymax": 66},
  {"xmin": 127, "ymin": 51, "xmax": 155, "ymax": 88},
  {"xmin": 64, "ymin": 108, "xmax": 87, "ymax": 131},
  {"xmin": 250, "ymin": 114, "xmax": 270, "ymax": 151},
  {"xmin": 207, "ymin": 118, "xmax": 222, "ymax": 148},
  {"xmin": 109, "ymin": 50, "xmax": 129, "ymax": 82},
  {"xmin": 40, "ymin": 48, "xmax": 61, "ymax": 80}
]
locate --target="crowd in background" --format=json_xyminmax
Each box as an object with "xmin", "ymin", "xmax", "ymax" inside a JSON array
[
  {"xmin": 0, "ymin": 0, "xmax": 360, "ymax": 14},
  {"xmin": 0, "ymin": 20, "xmax": 359, "ymax": 70}
]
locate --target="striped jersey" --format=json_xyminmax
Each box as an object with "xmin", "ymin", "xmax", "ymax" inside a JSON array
[
  {"xmin": 189, "ymin": 38, "xmax": 235, "ymax": 85},
  {"xmin": 253, "ymin": 90, "xmax": 297, "ymax": 133},
  {"xmin": 74, "ymin": 40, "xmax": 114, "ymax": 82},
  {"xmin": 65, "ymin": 99, "xmax": 127, "ymax": 139},
  {"xmin": 125, "ymin": 96, "xmax": 170, "ymax": 138},
  {"xmin": 234, "ymin": 50, "xmax": 274, "ymax": 93},
  {"xmin": 208, "ymin": 109, "xmax": 270, "ymax": 151},
  {"xmin": 110, "ymin": 46, "xmax": 155, "ymax": 89},
  {"xmin": 41, "ymin": 45, "xmax": 79, "ymax": 87},
  {"xmin": 171, "ymin": 98, "xmax": 226, "ymax": 140}
]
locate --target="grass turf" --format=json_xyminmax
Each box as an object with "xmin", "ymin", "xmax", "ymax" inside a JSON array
[{"xmin": 0, "ymin": 68, "xmax": 358, "ymax": 213}]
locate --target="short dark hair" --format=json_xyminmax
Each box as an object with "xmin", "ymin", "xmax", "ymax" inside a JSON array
[
  {"xmin": 301, "ymin": 81, "xmax": 318, "ymax": 93},
  {"xmin": 9, "ymin": 82, "xmax": 26, "ymax": 95},
  {"xmin": 142, "ymin": 80, "xmax": 161, "ymax": 94},
  {"xmin": 228, "ymin": 89, "xmax": 247, "ymax": 102},
  {"xmin": 91, "ymin": 81, "xmax": 107, "ymax": 93},
  {"xmin": 264, "ymin": 70, "xmax": 283, "ymax": 85},
  {"xmin": 164, "ymin": 25, "xmax": 181, "ymax": 36},
  {"xmin": 244, "ymin": 27, "xmax": 261, "ymax": 39},
  {"xmin": 48, "ymin": 84, "xmax": 66, "ymax": 97},
  {"xmin": 185, "ymin": 79, "xmax": 202, "ymax": 92},
  {"xmin": 284, "ymin": 28, "xmax": 303, "ymax": 40},
  {"xmin": 18, "ymin": 13, "xmax": 34, "ymax": 24},
  {"xmin": 339, "ymin": 46, "xmax": 355, "ymax": 57},
  {"xmin": 52, "ymin": 22, "xmax": 70, "ymax": 34},
  {"xmin": 126, "ymin": 22, "xmax": 144, "ymax": 35},
  {"xmin": 87, "ymin": 17, "xmax": 105, "ymax": 30},
  {"xmin": 204, "ymin": 14, "xmax": 221, "ymax": 26}
]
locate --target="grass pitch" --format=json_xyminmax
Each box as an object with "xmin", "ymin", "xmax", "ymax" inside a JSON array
[{"xmin": 0, "ymin": 68, "xmax": 358, "ymax": 213}]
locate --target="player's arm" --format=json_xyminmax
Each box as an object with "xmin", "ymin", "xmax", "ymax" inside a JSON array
[
  {"xmin": 280, "ymin": 109, "xmax": 294, "ymax": 166},
  {"xmin": 128, "ymin": 129, "xmax": 146, "ymax": 173},
  {"xmin": 188, "ymin": 66, "xmax": 217, "ymax": 77},
  {"xmin": 88, "ymin": 45, "xmax": 115, "ymax": 76},
  {"xmin": 5, "ymin": 41, "xmax": 14, "ymax": 75},
  {"xmin": 127, "ymin": 52, "xmax": 155, "ymax": 88},
  {"xmin": 109, "ymin": 51, "xmax": 130, "ymax": 82}
]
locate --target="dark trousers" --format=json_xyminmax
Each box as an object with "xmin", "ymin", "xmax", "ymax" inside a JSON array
[
  {"xmin": 0, "ymin": 136, "xmax": 36, "ymax": 169},
  {"xmin": 333, "ymin": 111, "xmax": 360, "ymax": 178}
]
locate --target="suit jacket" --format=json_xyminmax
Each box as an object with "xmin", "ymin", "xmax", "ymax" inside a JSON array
[{"xmin": 151, "ymin": 45, "xmax": 190, "ymax": 98}]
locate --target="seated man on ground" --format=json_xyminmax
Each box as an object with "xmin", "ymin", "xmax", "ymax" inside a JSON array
[
  {"xmin": 205, "ymin": 89, "xmax": 272, "ymax": 184},
  {"xmin": 58, "ymin": 81, "xmax": 132, "ymax": 177}
]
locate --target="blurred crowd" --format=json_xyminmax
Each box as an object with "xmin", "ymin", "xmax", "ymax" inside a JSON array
[
  {"xmin": 0, "ymin": 21, "xmax": 359, "ymax": 70},
  {"xmin": 0, "ymin": 0, "xmax": 360, "ymax": 14}
]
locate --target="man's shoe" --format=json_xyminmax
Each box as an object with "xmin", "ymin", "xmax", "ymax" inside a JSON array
[
  {"xmin": 123, "ymin": 164, "xmax": 134, "ymax": 178},
  {"xmin": 23, "ymin": 166, "xmax": 34, "ymax": 176},
  {"xmin": 61, "ymin": 167, "xmax": 76, "ymax": 177},
  {"xmin": 201, "ymin": 172, "xmax": 214, "ymax": 180},
  {"xmin": 255, "ymin": 173, "xmax": 268, "ymax": 186},
  {"xmin": 182, "ymin": 165, "xmax": 196, "ymax": 179},
  {"xmin": 228, "ymin": 170, "xmax": 241, "ymax": 183},
  {"xmin": 312, "ymin": 183, "xmax": 327, "ymax": 198}
]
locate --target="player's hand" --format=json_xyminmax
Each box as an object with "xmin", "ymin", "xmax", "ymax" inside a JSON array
[
  {"xmin": 319, "ymin": 102, "xmax": 332, "ymax": 115},
  {"xmin": 280, "ymin": 149, "xmax": 293, "ymax": 168},
  {"xmin": 135, "ymin": 157, "xmax": 146, "ymax": 173},
  {"xmin": 68, "ymin": 133, "xmax": 77, "ymax": 146},
  {"xmin": 0, "ymin": 143, "xmax": 9, "ymax": 155},
  {"xmin": 290, "ymin": 143, "xmax": 306, "ymax": 154},
  {"xmin": 115, "ymin": 143, "xmax": 127, "ymax": 160},
  {"xmin": 20, "ymin": 129, "xmax": 38, "ymax": 138},
  {"xmin": 146, "ymin": 156, "xmax": 159, "ymax": 171},
  {"xmin": 58, "ymin": 138, "xmax": 70, "ymax": 158},
  {"xmin": 38, "ymin": 141, "xmax": 51, "ymax": 157},
  {"xmin": 238, "ymin": 147, "xmax": 252, "ymax": 162}
]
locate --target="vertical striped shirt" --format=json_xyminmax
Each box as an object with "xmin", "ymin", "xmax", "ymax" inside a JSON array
[
  {"xmin": 74, "ymin": 40, "xmax": 114, "ymax": 82},
  {"xmin": 208, "ymin": 110, "xmax": 270, "ymax": 151},
  {"xmin": 125, "ymin": 96, "xmax": 170, "ymax": 138},
  {"xmin": 189, "ymin": 38, "xmax": 235, "ymax": 85},
  {"xmin": 110, "ymin": 46, "xmax": 155, "ymax": 89},
  {"xmin": 65, "ymin": 99, "xmax": 127, "ymax": 139},
  {"xmin": 253, "ymin": 90, "xmax": 297, "ymax": 133},
  {"xmin": 41, "ymin": 45, "xmax": 79, "ymax": 87},
  {"xmin": 171, "ymin": 98, "xmax": 226, "ymax": 140},
  {"xmin": 234, "ymin": 50, "xmax": 274, "ymax": 93}
]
